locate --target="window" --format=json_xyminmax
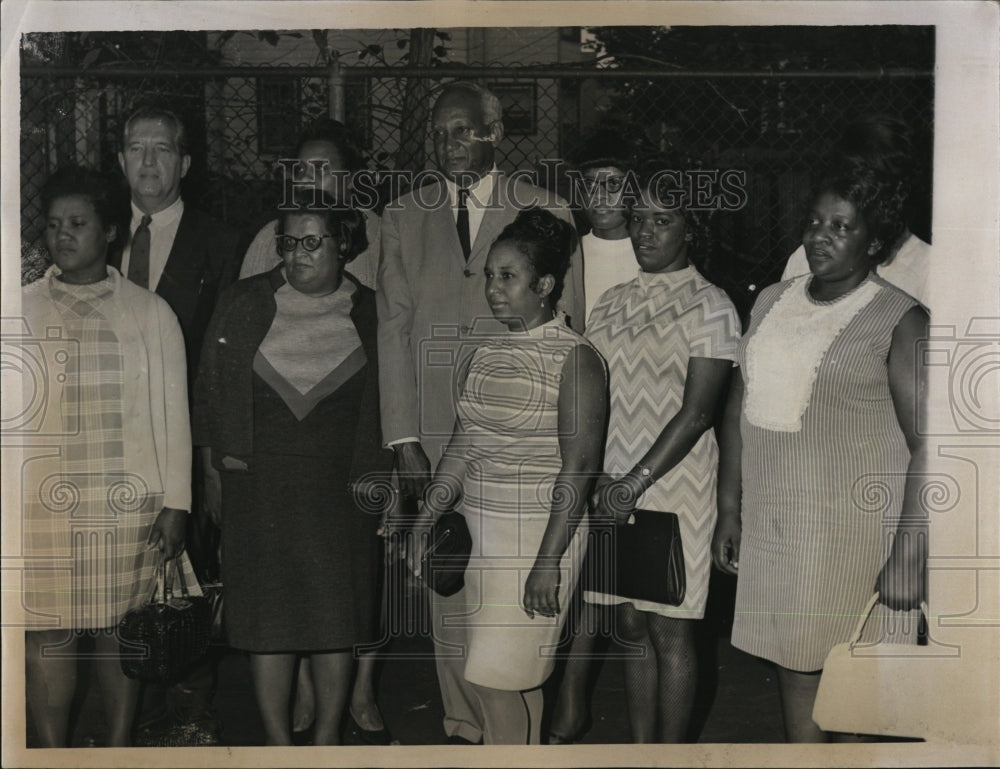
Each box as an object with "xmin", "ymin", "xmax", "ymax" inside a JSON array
[{"xmin": 487, "ymin": 82, "xmax": 537, "ymax": 136}]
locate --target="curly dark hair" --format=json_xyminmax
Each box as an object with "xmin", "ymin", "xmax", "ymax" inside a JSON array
[
  {"xmin": 809, "ymin": 167, "xmax": 908, "ymax": 265},
  {"xmin": 41, "ymin": 165, "xmax": 128, "ymax": 251},
  {"xmin": 492, "ymin": 207, "xmax": 578, "ymax": 310},
  {"xmin": 276, "ymin": 189, "xmax": 368, "ymax": 263},
  {"xmin": 837, "ymin": 113, "xmax": 915, "ymax": 183},
  {"xmin": 295, "ymin": 118, "xmax": 365, "ymax": 174},
  {"xmin": 568, "ymin": 128, "xmax": 634, "ymax": 174}
]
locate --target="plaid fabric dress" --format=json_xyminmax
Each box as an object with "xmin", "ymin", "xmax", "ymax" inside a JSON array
[{"xmin": 22, "ymin": 276, "xmax": 164, "ymax": 630}]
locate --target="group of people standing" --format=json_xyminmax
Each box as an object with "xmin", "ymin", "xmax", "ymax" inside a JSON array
[{"xmin": 21, "ymin": 80, "xmax": 929, "ymax": 748}]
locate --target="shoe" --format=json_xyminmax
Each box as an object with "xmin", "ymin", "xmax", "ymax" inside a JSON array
[
  {"xmin": 346, "ymin": 712, "xmax": 392, "ymax": 746},
  {"xmin": 546, "ymin": 713, "xmax": 593, "ymax": 745},
  {"xmin": 446, "ymin": 734, "xmax": 482, "ymax": 745}
]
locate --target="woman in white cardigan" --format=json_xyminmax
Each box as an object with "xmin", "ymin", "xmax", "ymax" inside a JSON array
[{"xmin": 22, "ymin": 167, "xmax": 192, "ymax": 747}]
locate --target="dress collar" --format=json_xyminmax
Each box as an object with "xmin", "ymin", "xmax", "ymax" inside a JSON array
[{"xmin": 636, "ymin": 264, "xmax": 695, "ymax": 292}]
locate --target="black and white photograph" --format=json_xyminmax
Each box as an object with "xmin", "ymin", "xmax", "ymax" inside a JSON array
[{"xmin": 1, "ymin": 2, "xmax": 997, "ymax": 767}]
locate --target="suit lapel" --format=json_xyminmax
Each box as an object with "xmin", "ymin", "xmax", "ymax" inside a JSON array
[
  {"xmin": 468, "ymin": 173, "xmax": 507, "ymax": 268},
  {"xmin": 155, "ymin": 208, "xmax": 200, "ymax": 298},
  {"xmin": 424, "ymin": 180, "xmax": 467, "ymax": 272}
]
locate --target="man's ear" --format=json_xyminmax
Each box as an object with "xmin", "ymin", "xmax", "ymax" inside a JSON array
[
  {"xmin": 487, "ymin": 120, "xmax": 504, "ymax": 147},
  {"xmin": 536, "ymin": 274, "xmax": 555, "ymax": 298},
  {"xmin": 105, "ymin": 224, "xmax": 118, "ymax": 245},
  {"xmin": 181, "ymin": 154, "xmax": 192, "ymax": 179},
  {"xmin": 117, "ymin": 152, "xmax": 126, "ymax": 175},
  {"xmin": 867, "ymin": 239, "xmax": 882, "ymax": 257}
]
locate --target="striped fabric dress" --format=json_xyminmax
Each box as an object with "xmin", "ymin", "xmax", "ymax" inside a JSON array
[
  {"xmin": 731, "ymin": 274, "xmax": 918, "ymax": 672},
  {"xmin": 583, "ymin": 266, "xmax": 740, "ymax": 619},
  {"xmin": 22, "ymin": 277, "xmax": 162, "ymax": 630},
  {"xmin": 454, "ymin": 316, "xmax": 596, "ymax": 691}
]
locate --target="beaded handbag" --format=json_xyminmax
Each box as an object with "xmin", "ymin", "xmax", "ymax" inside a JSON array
[{"xmin": 119, "ymin": 558, "xmax": 212, "ymax": 683}]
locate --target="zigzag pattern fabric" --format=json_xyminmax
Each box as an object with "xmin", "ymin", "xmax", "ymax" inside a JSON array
[{"xmin": 584, "ymin": 266, "xmax": 740, "ymax": 619}]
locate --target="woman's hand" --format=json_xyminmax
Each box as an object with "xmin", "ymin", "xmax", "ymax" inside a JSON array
[
  {"xmin": 523, "ymin": 561, "xmax": 561, "ymax": 619},
  {"xmin": 394, "ymin": 441, "xmax": 432, "ymax": 499},
  {"xmin": 404, "ymin": 513, "xmax": 435, "ymax": 579},
  {"xmin": 877, "ymin": 534, "xmax": 927, "ymax": 611},
  {"xmin": 148, "ymin": 507, "xmax": 187, "ymax": 559},
  {"xmin": 711, "ymin": 512, "xmax": 741, "ymax": 575},
  {"xmin": 202, "ymin": 467, "xmax": 222, "ymax": 528},
  {"xmin": 200, "ymin": 446, "xmax": 222, "ymax": 528},
  {"xmin": 591, "ymin": 476, "xmax": 641, "ymax": 525}
]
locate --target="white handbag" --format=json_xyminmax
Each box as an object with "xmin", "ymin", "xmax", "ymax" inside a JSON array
[{"xmin": 812, "ymin": 592, "xmax": 968, "ymax": 740}]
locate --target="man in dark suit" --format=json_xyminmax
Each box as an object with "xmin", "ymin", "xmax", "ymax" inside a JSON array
[
  {"xmin": 113, "ymin": 105, "xmax": 246, "ymax": 742},
  {"xmin": 377, "ymin": 81, "xmax": 585, "ymax": 744},
  {"xmin": 114, "ymin": 105, "xmax": 245, "ymax": 383}
]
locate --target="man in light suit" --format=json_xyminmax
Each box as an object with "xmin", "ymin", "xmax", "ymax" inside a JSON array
[
  {"xmin": 377, "ymin": 81, "xmax": 585, "ymax": 744},
  {"xmin": 113, "ymin": 105, "xmax": 246, "ymax": 741}
]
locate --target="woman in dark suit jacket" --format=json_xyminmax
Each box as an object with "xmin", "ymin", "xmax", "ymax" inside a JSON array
[{"xmin": 193, "ymin": 190, "xmax": 392, "ymax": 745}]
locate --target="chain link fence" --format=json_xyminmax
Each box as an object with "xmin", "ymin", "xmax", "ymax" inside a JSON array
[{"xmin": 20, "ymin": 54, "xmax": 932, "ymax": 316}]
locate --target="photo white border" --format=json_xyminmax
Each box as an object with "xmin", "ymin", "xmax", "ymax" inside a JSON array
[{"xmin": 2, "ymin": 2, "xmax": 998, "ymax": 767}]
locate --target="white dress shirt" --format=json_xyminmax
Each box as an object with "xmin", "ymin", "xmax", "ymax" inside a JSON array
[
  {"xmin": 120, "ymin": 197, "xmax": 185, "ymax": 291},
  {"xmin": 443, "ymin": 167, "xmax": 498, "ymax": 248}
]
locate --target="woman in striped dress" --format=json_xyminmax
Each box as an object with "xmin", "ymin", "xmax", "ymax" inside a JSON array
[
  {"xmin": 22, "ymin": 167, "xmax": 191, "ymax": 747},
  {"xmin": 712, "ymin": 167, "xmax": 929, "ymax": 742},
  {"xmin": 407, "ymin": 208, "xmax": 607, "ymax": 744}
]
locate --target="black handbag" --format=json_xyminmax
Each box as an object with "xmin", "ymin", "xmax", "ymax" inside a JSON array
[
  {"xmin": 420, "ymin": 511, "xmax": 472, "ymax": 597},
  {"xmin": 119, "ymin": 558, "xmax": 212, "ymax": 683},
  {"xmin": 592, "ymin": 509, "xmax": 686, "ymax": 606}
]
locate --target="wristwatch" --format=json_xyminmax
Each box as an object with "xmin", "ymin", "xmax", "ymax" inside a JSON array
[{"xmin": 635, "ymin": 462, "xmax": 654, "ymax": 480}]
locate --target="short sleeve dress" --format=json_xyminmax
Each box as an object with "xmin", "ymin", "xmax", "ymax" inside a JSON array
[
  {"xmin": 454, "ymin": 316, "xmax": 603, "ymax": 691},
  {"xmin": 583, "ymin": 266, "xmax": 740, "ymax": 619},
  {"xmin": 731, "ymin": 274, "xmax": 919, "ymax": 672}
]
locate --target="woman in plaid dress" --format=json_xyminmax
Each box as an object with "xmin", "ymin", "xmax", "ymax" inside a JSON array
[{"xmin": 21, "ymin": 167, "xmax": 191, "ymax": 747}]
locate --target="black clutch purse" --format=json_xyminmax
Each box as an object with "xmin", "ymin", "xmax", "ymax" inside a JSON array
[
  {"xmin": 592, "ymin": 509, "xmax": 686, "ymax": 606},
  {"xmin": 420, "ymin": 511, "xmax": 472, "ymax": 597},
  {"xmin": 119, "ymin": 558, "xmax": 212, "ymax": 683}
]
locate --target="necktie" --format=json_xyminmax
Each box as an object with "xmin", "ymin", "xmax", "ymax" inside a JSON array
[
  {"xmin": 456, "ymin": 187, "xmax": 471, "ymax": 261},
  {"xmin": 128, "ymin": 214, "xmax": 152, "ymax": 289}
]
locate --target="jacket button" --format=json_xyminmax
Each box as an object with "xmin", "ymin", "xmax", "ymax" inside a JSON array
[{"xmin": 463, "ymin": 269, "xmax": 473, "ymax": 277}]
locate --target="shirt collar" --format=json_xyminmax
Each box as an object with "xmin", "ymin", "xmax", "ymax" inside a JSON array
[
  {"xmin": 131, "ymin": 196, "xmax": 184, "ymax": 229},
  {"xmin": 443, "ymin": 166, "xmax": 498, "ymax": 206},
  {"xmin": 636, "ymin": 264, "xmax": 695, "ymax": 292}
]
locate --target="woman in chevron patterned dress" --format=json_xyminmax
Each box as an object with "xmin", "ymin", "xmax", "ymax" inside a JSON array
[
  {"xmin": 712, "ymin": 167, "xmax": 928, "ymax": 742},
  {"xmin": 584, "ymin": 167, "xmax": 741, "ymax": 743},
  {"xmin": 407, "ymin": 208, "xmax": 607, "ymax": 744}
]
